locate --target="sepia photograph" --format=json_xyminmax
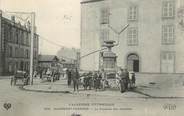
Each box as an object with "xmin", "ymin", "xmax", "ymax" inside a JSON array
[{"xmin": 0, "ymin": 0, "xmax": 184, "ymax": 116}]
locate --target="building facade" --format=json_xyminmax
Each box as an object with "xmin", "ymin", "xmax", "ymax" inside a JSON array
[
  {"xmin": 57, "ymin": 47, "xmax": 80, "ymax": 69},
  {"xmin": 38, "ymin": 55, "xmax": 60, "ymax": 70},
  {"xmin": 60, "ymin": 57, "xmax": 77, "ymax": 70},
  {"xmin": 0, "ymin": 10, "xmax": 39, "ymax": 75},
  {"xmin": 80, "ymin": 0, "xmax": 184, "ymax": 73}
]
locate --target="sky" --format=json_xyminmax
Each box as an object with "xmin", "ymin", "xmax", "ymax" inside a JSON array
[{"xmin": 0, "ymin": 0, "xmax": 81, "ymax": 55}]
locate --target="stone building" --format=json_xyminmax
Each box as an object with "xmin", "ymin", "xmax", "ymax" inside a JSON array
[
  {"xmin": 80, "ymin": 0, "xmax": 184, "ymax": 73},
  {"xmin": 0, "ymin": 10, "xmax": 39, "ymax": 75}
]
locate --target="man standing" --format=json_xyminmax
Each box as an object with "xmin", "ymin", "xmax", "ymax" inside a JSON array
[
  {"xmin": 72, "ymin": 68, "xmax": 79, "ymax": 92},
  {"xmin": 66, "ymin": 69, "xmax": 72, "ymax": 86},
  {"xmin": 124, "ymin": 68, "xmax": 129, "ymax": 90},
  {"xmin": 131, "ymin": 72, "xmax": 136, "ymax": 88},
  {"xmin": 101, "ymin": 69, "xmax": 106, "ymax": 90},
  {"xmin": 93, "ymin": 72, "xmax": 99, "ymax": 91},
  {"xmin": 119, "ymin": 68, "xmax": 127, "ymax": 93}
]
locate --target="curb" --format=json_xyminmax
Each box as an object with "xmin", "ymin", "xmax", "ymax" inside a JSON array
[
  {"xmin": 19, "ymin": 85, "xmax": 184, "ymax": 99},
  {"xmin": 133, "ymin": 89, "xmax": 184, "ymax": 99},
  {"xmin": 19, "ymin": 85, "xmax": 149, "ymax": 98},
  {"xmin": 19, "ymin": 86, "xmax": 71, "ymax": 94}
]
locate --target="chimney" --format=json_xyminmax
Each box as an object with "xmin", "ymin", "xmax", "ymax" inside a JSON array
[
  {"xmin": 0, "ymin": 10, "xmax": 2, "ymax": 17},
  {"xmin": 11, "ymin": 16, "xmax": 15, "ymax": 22}
]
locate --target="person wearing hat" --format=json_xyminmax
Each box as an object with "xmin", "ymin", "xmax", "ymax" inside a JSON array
[
  {"xmin": 101, "ymin": 69, "xmax": 106, "ymax": 90},
  {"xmin": 72, "ymin": 68, "xmax": 80, "ymax": 92},
  {"xmin": 131, "ymin": 72, "xmax": 136, "ymax": 88},
  {"xmin": 119, "ymin": 68, "xmax": 126, "ymax": 92},
  {"xmin": 124, "ymin": 68, "xmax": 129, "ymax": 90}
]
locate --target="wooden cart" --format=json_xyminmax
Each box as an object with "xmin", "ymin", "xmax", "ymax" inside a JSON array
[{"xmin": 11, "ymin": 71, "xmax": 29, "ymax": 86}]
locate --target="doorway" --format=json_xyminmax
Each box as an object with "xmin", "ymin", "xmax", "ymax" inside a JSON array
[
  {"xmin": 161, "ymin": 52, "xmax": 175, "ymax": 73},
  {"xmin": 127, "ymin": 53, "xmax": 139, "ymax": 72}
]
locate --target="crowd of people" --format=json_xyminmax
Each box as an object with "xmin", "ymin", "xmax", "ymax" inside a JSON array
[
  {"xmin": 117, "ymin": 68, "xmax": 136, "ymax": 92},
  {"xmin": 33, "ymin": 68, "xmax": 60, "ymax": 82},
  {"xmin": 15, "ymin": 66, "xmax": 136, "ymax": 93},
  {"xmin": 66, "ymin": 68, "xmax": 136, "ymax": 93}
]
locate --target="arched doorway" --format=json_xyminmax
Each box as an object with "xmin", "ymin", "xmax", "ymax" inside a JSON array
[{"xmin": 127, "ymin": 53, "xmax": 139, "ymax": 72}]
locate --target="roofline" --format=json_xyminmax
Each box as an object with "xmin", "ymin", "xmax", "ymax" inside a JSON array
[
  {"xmin": 1, "ymin": 16, "xmax": 39, "ymax": 34},
  {"xmin": 81, "ymin": 0, "xmax": 105, "ymax": 4}
]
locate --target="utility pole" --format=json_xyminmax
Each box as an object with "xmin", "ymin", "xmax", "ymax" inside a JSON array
[
  {"xmin": 79, "ymin": 24, "xmax": 129, "ymax": 60},
  {"xmin": 30, "ymin": 12, "xmax": 35, "ymax": 85}
]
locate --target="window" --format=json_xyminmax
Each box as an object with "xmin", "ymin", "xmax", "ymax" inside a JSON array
[
  {"xmin": 25, "ymin": 32, "xmax": 29, "ymax": 45},
  {"xmin": 20, "ymin": 30, "xmax": 22, "ymax": 44},
  {"xmin": 127, "ymin": 27, "xmax": 138, "ymax": 46},
  {"xmin": 34, "ymin": 50, "xmax": 37, "ymax": 59},
  {"xmin": 161, "ymin": 51, "xmax": 175, "ymax": 73},
  {"xmin": 162, "ymin": 1, "xmax": 175, "ymax": 18},
  {"xmin": 7, "ymin": 25, "xmax": 11, "ymax": 42},
  {"xmin": 20, "ymin": 48, "xmax": 24, "ymax": 57},
  {"xmin": 27, "ymin": 33, "xmax": 30, "ymax": 46},
  {"xmin": 12, "ymin": 27, "xmax": 15, "ymax": 43},
  {"xmin": 162, "ymin": 25, "xmax": 174, "ymax": 44},
  {"xmin": 34, "ymin": 35, "xmax": 38, "ymax": 48},
  {"xmin": 21, "ymin": 31, "xmax": 24, "ymax": 45},
  {"xmin": 100, "ymin": 7, "xmax": 109, "ymax": 24},
  {"xmin": 4, "ymin": 24, "xmax": 8, "ymax": 41},
  {"xmin": 15, "ymin": 47, "xmax": 18, "ymax": 57},
  {"xmin": 25, "ymin": 62, "xmax": 28, "ymax": 71},
  {"xmin": 16, "ymin": 62, "xmax": 19, "ymax": 71},
  {"xmin": 103, "ymin": 58, "xmax": 115, "ymax": 69},
  {"xmin": 15, "ymin": 30, "xmax": 19, "ymax": 44},
  {"xmin": 8, "ymin": 62, "xmax": 12, "ymax": 73},
  {"xmin": 9, "ymin": 26, "xmax": 13, "ymax": 42},
  {"xmin": 26, "ymin": 49, "xmax": 29, "ymax": 58},
  {"xmin": 100, "ymin": 28, "xmax": 109, "ymax": 45},
  {"xmin": 128, "ymin": 6, "xmax": 138, "ymax": 21},
  {"xmin": 18, "ymin": 48, "xmax": 21, "ymax": 58},
  {"xmin": 8, "ymin": 46, "xmax": 13, "ymax": 57}
]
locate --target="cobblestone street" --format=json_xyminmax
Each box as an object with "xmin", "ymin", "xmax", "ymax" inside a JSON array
[{"xmin": 0, "ymin": 77, "xmax": 184, "ymax": 116}]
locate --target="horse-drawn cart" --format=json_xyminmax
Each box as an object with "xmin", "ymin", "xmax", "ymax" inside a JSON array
[{"xmin": 11, "ymin": 70, "xmax": 29, "ymax": 86}]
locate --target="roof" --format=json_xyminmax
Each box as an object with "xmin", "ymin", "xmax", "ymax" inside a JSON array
[
  {"xmin": 59, "ymin": 56, "xmax": 76, "ymax": 64},
  {"xmin": 38, "ymin": 55, "xmax": 59, "ymax": 62}
]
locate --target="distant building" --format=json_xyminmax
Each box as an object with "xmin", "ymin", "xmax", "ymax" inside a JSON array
[
  {"xmin": 57, "ymin": 47, "xmax": 80, "ymax": 69},
  {"xmin": 38, "ymin": 55, "xmax": 76, "ymax": 73},
  {"xmin": 57, "ymin": 47, "xmax": 80, "ymax": 60},
  {"xmin": 80, "ymin": 0, "xmax": 184, "ymax": 73},
  {"xmin": 38, "ymin": 55, "xmax": 60, "ymax": 69},
  {"xmin": 0, "ymin": 10, "xmax": 39, "ymax": 75},
  {"xmin": 60, "ymin": 56, "xmax": 77, "ymax": 70}
]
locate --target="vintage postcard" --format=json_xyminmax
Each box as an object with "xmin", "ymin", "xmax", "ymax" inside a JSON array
[{"xmin": 0, "ymin": 0, "xmax": 184, "ymax": 116}]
